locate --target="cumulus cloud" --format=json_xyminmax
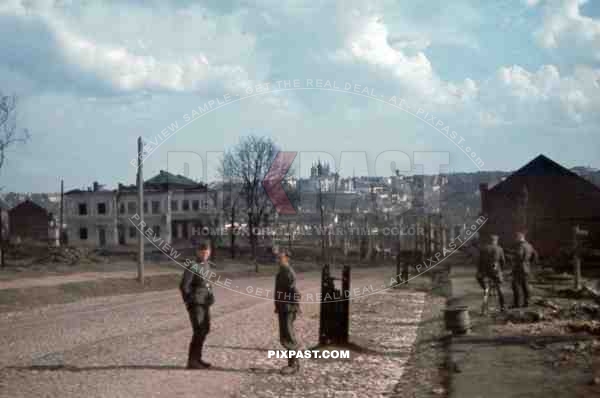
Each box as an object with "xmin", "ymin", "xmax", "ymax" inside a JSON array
[
  {"xmin": 332, "ymin": 13, "xmax": 479, "ymax": 106},
  {"xmin": 531, "ymin": 0, "xmax": 600, "ymax": 59},
  {"xmin": 2, "ymin": 0, "xmax": 600, "ymax": 191},
  {"xmin": 478, "ymin": 63, "xmax": 600, "ymax": 126},
  {"xmin": 0, "ymin": 1, "xmax": 254, "ymax": 95}
]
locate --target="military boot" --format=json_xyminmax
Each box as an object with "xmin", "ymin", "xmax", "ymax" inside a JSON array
[
  {"xmin": 187, "ymin": 359, "xmax": 211, "ymax": 369},
  {"xmin": 187, "ymin": 341, "xmax": 211, "ymax": 369},
  {"xmin": 280, "ymin": 357, "xmax": 299, "ymax": 375}
]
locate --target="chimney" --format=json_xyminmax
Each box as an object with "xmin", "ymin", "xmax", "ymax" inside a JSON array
[{"xmin": 93, "ymin": 181, "xmax": 99, "ymax": 192}]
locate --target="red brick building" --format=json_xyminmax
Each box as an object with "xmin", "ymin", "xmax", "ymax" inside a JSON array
[{"xmin": 480, "ymin": 154, "xmax": 600, "ymax": 257}]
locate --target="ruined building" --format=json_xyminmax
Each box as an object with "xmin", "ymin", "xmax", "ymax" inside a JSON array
[
  {"xmin": 480, "ymin": 154, "xmax": 600, "ymax": 257},
  {"xmin": 64, "ymin": 171, "xmax": 220, "ymax": 247}
]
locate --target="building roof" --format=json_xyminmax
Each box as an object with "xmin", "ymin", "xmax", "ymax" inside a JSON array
[
  {"xmin": 66, "ymin": 171, "xmax": 207, "ymax": 195},
  {"xmin": 144, "ymin": 170, "xmax": 200, "ymax": 187},
  {"xmin": 489, "ymin": 154, "xmax": 600, "ymax": 194},
  {"xmin": 8, "ymin": 199, "xmax": 48, "ymax": 214},
  {"xmin": 0, "ymin": 197, "xmax": 8, "ymax": 210}
]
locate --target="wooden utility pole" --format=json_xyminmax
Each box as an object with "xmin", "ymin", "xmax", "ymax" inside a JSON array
[
  {"xmin": 137, "ymin": 137, "xmax": 145, "ymax": 284},
  {"xmin": 572, "ymin": 225, "xmax": 587, "ymax": 291},
  {"xmin": 59, "ymin": 179, "xmax": 64, "ymax": 246},
  {"xmin": 0, "ymin": 207, "xmax": 4, "ymax": 269}
]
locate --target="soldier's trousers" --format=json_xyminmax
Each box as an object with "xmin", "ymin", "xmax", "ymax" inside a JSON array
[
  {"xmin": 476, "ymin": 273, "xmax": 505, "ymax": 309},
  {"xmin": 512, "ymin": 274, "xmax": 530, "ymax": 307},
  {"xmin": 278, "ymin": 311, "xmax": 298, "ymax": 350},
  {"xmin": 186, "ymin": 304, "xmax": 211, "ymax": 362}
]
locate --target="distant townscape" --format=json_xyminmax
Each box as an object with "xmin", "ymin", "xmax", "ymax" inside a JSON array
[{"xmin": 2, "ymin": 154, "xmax": 599, "ymax": 263}]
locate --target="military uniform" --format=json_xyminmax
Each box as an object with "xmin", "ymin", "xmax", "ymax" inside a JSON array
[
  {"xmin": 180, "ymin": 259, "xmax": 215, "ymax": 367},
  {"xmin": 477, "ymin": 242, "xmax": 506, "ymax": 310},
  {"xmin": 512, "ymin": 240, "xmax": 538, "ymax": 307},
  {"xmin": 274, "ymin": 264, "xmax": 300, "ymax": 372}
]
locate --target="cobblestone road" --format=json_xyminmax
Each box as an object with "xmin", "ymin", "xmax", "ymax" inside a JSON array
[{"xmin": 0, "ymin": 269, "xmax": 426, "ymax": 397}]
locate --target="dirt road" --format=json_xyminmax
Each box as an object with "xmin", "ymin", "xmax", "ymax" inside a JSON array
[{"xmin": 0, "ymin": 269, "xmax": 426, "ymax": 397}]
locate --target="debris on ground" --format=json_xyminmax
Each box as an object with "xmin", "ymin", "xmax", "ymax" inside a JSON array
[
  {"xmin": 555, "ymin": 287, "xmax": 596, "ymax": 300},
  {"xmin": 567, "ymin": 321, "xmax": 600, "ymax": 336},
  {"xmin": 535, "ymin": 298, "xmax": 560, "ymax": 311},
  {"xmin": 39, "ymin": 246, "xmax": 106, "ymax": 265},
  {"xmin": 503, "ymin": 308, "xmax": 545, "ymax": 324}
]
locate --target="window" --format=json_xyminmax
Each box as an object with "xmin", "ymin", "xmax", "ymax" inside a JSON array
[
  {"xmin": 127, "ymin": 201, "xmax": 136, "ymax": 214},
  {"xmin": 78, "ymin": 203, "xmax": 87, "ymax": 215},
  {"xmin": 143, "ymin": 201, "xmax": 148, "ymax": 214},
  {"xmin": 129, "ymin": 226, "xmax": 136, "ymax": 238},
  {"xmin": 119, "ymin": 203, "xmax": 126, "ymax": 214},
  {"xmin": 192, "ymin": 200, "xmax": 199, "ymax": 211},
  {"xmin": 182, "ymin": 200, "xmax": 190, "ymax": 211},
  {"xmin": 97, "ymin": 202, "xmax": 106, "ymax": 215},
  {"xmin": 171, "ymin": 200, "xmax": 178, "ymax": 211},
  {"xmin": 153, "ymin": 225, "xmax": 160, "ymax": 237},
  {"xmin": 182, "ymin": 223, "xmax": 189, "ymax": 239},
  {"xmin": 79, "ymin": 227, "xmax": 88, "ymax": 240},
  {"xmin": 152, "ymin": 201, "xmax": 160, "ymax": 214},
  {"xmin": 202, "ymin": 200, "xmax": 209, "ymax": 209}
]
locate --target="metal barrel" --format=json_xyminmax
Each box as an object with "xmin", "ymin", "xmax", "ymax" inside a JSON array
[{"xmin": 444, "ymin": 306, "xmax": 470, "ymax": 335}]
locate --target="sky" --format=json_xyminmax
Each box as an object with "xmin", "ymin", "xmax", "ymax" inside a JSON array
[{"xmin": 1, "ymin": 0, "xmax": 600, "ymax": 192}]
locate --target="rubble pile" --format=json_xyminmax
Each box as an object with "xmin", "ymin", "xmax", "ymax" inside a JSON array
[
  {"xmin": 41, "ymin": 246, "xmax": 105, "ymax": 265},
  {"xmin": 567, "ymin": 321, "xmax": 600, "ymax": 336}
]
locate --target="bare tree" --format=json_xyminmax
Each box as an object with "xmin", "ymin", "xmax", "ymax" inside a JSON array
[
  {"xmin": 204, "ymin": 187, "xmax": 224, "ymax": 261},
  {"xmin": 218, "ymin": 179, "xmax": 243, "ymax": 259},
  {"xmin": 0, "ymin": 93, "xmax": 29, "ymax": 268},
  {"xmin": 223, "ymin": 135, "xmax": 279, "ymax": 269},
  {"xmin": 0, "ymin": 93, "xmax": 30, "ymax": 172}
]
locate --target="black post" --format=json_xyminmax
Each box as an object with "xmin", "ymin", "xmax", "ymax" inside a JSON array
[
  {"xmin": 319, "ymin": 264, "xmax": 331, "ymax": 345},
  {"xmin": 341, "ymin": 265, "xmax": 350, "ymax": 344}
]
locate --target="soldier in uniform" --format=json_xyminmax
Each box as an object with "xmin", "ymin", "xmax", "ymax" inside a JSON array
[
  {"xmin": 274, "ymin": 248, "xmax": 301, "ymax": 375},
  {"xmin": 180, "ymin": 241, "xmax": 215, "ymax": 369},
  {"xmin": 477, "ymin": 235, "xmax": 506, "ymax": 314},
  {"xmin": 511, "ymin": 232, "xmax": 538, "ymax": 308}
]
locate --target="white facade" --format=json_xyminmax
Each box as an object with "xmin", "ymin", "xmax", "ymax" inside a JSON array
[{"xmin": 65, "ymin": 188, "xmax": 221, "ymax": 248}]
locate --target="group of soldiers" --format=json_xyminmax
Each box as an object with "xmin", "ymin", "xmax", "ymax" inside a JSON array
[
  {"xmin": 179, "ymin": 242, "xmax": 301, "ymax": 374},
  {"xmin": 177, "ymin": 233, "xmax": 537, "ymax": 372},
  {"xmin": 477, "ymin": 231, "xmax": 539, "ymax": 314}
]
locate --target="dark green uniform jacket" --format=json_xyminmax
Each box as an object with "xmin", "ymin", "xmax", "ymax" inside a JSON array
[
  {"xmin": 479, "ymin": 243, "xmax": 506, "ymax": 279},
  {"xmin": 275, "ymin": 265, "xmax": 300, "ymax": 313},
  {"xmin": 514, "ymin": 241, "xmax": 538, "ymax": 276},
  {"xmin": 180, "ymin": 261, "xmax": 214, "ymax": 307}
]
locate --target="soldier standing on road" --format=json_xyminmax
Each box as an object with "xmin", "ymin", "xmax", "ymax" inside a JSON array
[
  {"xmin": 180, "ymin": 241, "xmax": 215, "ymax": 369},
  {"xmin": 477, "ymin": 234, "xmax": 506, "ymax": 314},
  {"xmin": 273, "ymin": 248, "xmax": 301, "ymax": 375},
  {"xmin": 511, "ymin": 232, "xmax": 538, "ymax": 308}
]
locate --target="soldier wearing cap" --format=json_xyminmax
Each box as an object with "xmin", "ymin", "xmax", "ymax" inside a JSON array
[
  {"xmin": 477, "ymin": 234, "xmax": 506, "ymax": 314},
  {"xmin": 511, "ymin": 232, "xmax": 538, "ymax": 308},
  {"xmin": 180, "ymin": 241, "xmax": 215, "ymax": 369},
  {"xmin": 273, "ymin": 247, "xmax": 301, "ymax": 375}
]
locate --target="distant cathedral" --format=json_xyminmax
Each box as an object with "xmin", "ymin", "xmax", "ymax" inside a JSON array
[{"xmin": 310, "ymin": 161, "xmax": 332, "ymax": 178}]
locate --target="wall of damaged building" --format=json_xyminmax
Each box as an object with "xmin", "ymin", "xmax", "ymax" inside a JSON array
[
  {"xmin": 64, "ymin": 191, "xmax": 119, "ymax": 247},
  {"xmin": 8, "ymin": 200, "xmax": 50, "ymax": 242},
  {"xmin": 481, "ymin": 174, "xmax": 600, "ymax": 257},
  {"xmin": 65, "ymin": 189, "xmax": 222, "ymax": 248}
]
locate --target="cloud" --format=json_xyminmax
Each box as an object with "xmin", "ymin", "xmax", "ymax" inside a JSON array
[
  {"xmin": 0, "ymin": 1, "xmax": 254, "ymax": 95},
  {"xmin": 478, "ymin": 63, "xmax": 600, "ymax": 126},
  {"xmin": 332, "ymin": 12, "xmax": 479, "ymax": 106},
  {"xmin": 531, "ymin": 0, "xmax": 600, "ymax": 59}
]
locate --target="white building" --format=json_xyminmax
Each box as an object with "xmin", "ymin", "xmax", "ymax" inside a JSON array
[{"xmin": 64, "ymin": 171, "xmax": 221, "ymax": 247}]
